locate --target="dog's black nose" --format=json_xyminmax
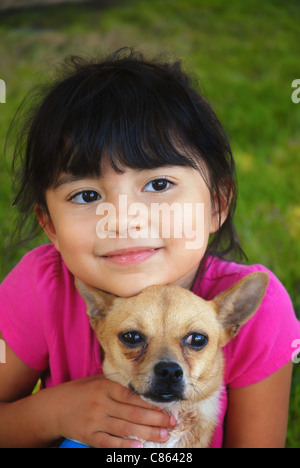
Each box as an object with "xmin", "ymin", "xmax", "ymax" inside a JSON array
[
  {"xmin": 154, "ymin": 361, "xmax": 183, "ymax": 382},
  {"xmin": 146, "ymin": 361, "xmax": 185, "ymax": 403}
]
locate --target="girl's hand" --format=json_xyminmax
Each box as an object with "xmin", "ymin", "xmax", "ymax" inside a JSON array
[{"xmin": 55, "ymin": 376, "xmax": 176, "ymax": 448}]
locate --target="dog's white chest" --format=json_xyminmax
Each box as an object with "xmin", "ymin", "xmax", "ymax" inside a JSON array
[{"xmin": 142, "ymin": 434, "xmax": 183, "ymax": 449}]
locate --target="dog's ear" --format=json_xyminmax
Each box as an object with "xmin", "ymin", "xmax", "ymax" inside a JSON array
[
  {"xmin": 75, "ymin": 278, "xmax": 119, "ymax": 328},
  {"xmin": 213, "ymin": 272, "xmax": 269, "ymax": 347}
]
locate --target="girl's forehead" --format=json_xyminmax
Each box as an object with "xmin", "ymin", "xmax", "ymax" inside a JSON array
[
  {"xmin": 53, "ymin": 164, "xmax": 209, "ymax": 194},
  {"xmin": 90, "ymin": 164, "xmax": 209, "ymax": 190},
  {"xmin": 100, "ymin": 161, "xmax": 199, "ymax": 177}
]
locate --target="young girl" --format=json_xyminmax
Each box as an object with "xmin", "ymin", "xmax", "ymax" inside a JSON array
[{"xmin": 0, "ymin": 49, "xmax": 299, "ymax": 448}]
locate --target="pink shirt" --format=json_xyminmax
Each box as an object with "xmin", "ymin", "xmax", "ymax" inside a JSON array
[{"xmin": 0, "ymin": 244, "xmax": 299, "ymax": 447}]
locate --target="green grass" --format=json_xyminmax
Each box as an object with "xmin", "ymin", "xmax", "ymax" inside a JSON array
[{"xmin": 0, "ymin": 0, "xmax": 299, "ymax": 447}]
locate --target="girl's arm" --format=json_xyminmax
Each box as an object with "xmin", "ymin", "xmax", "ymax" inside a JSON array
[
  {"xmin": 0, "ymin": 333, "xmax": 174, "ymax": 448},
  {"xmin": 224, "ymin": 361, "xmax": 293, "ymax": 448},
  {"xmin": 0, "ymin": 332, "xmax": 52, "ymax": 447}
]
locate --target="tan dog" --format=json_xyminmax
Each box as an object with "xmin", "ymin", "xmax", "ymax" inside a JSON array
[{"xmin": 76, "ymin": 272, "xmax": 269, "ymax": 448}]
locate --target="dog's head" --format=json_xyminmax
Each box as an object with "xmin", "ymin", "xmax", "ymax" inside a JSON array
[{"xmin": 76, "ymin": 272, "xmax": 269, "ymax": 405}]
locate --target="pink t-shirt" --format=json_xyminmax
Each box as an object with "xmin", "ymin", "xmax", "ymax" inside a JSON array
[{"xmin": 0, "ymin": 244, "xmax": 299, "ymax": 447}]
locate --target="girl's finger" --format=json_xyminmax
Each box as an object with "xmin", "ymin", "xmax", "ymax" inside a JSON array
[
  {"xmin": 105, "ymin": 380, "xmax": 160, "ymax": 411},
  {"xmin": 91, "ymin": 432, "xmax": 144, "ymax": 449},
  {"xmin": 95, "ymin": 418, "xmax": 170, "ymax": 446},
  {"xmin": 106, "ymin": 401, "xmax": 175, "ymax": 428}
]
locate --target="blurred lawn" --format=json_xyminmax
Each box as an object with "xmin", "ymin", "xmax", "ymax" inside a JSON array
[{"xmin": 0, "ymin": 0, "xmax": 299, "ymax": 447}]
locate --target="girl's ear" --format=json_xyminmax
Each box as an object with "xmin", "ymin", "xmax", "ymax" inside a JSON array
[
  {"xmin": 34, "ymin": 204, "xmax": 60, "ymax": 251},
  {"xmin": 210, "ymin": 186, "xmax": 233, "ymax": 234}
]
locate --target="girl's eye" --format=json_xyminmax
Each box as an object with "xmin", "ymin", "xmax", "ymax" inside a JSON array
[
  {"xmin": 143, "ymin": 179, "xmax": 174, "ymax": 193},
  {"xmin": 70, "ymin": 190, "xmax": 101, "ymax": 204}
]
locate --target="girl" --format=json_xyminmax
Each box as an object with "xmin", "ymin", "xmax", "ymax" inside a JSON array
[{"xmin": 0, "ymin": 49, "xmax": 299, "ymax": 448}]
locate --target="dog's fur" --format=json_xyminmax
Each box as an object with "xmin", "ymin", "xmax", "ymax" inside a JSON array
[{"xmin": 76, "ymin": 272, "xmax": 269, "ymax": 448}]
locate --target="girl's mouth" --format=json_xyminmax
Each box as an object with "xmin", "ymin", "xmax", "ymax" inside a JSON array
[{"xmin": 101, "ymin": 247, "xmax": 162, "ymax": 265}]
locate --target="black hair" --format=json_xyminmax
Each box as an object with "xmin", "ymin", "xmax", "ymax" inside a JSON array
[{"xmin": 10, "ymin": 47, "xmax": 246, "ymax": 267}]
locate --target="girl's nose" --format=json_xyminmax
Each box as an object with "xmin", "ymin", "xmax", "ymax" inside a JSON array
[{"xmin": 105, "ymin": 194, "xmax": 150, "ymax": 239}]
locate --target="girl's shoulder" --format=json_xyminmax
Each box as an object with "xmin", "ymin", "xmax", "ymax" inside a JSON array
[
  {"xmin": 8, "ymin": 242, "xmax": 62, "ymax": 274},
  {"xmin": 194, "ymin": 256, "xmax": 292, "ymax": 306},
  {"xmin": 1, "ymin": 244, "xmax": 68, "ymax": 292},
  {"xmin": 0, "ymin": 243, "xmax": 75, "ymax": 325},
  {"xmin": 193, "ymin": 256, "xmax": 300, "ymax": 388},
  {"xmin": 0, "ymin": 244, "xmax": 75, "ymax": 371}
]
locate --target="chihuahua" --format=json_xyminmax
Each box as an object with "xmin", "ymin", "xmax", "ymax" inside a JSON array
[{"xmin": 76, "ymin": 272, "xmax": 269, "ymax": 448}]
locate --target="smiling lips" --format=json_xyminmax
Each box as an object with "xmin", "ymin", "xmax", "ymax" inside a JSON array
[{"xmin": 101, "ymin": 247, "xmax": 162, "ymax": 265}]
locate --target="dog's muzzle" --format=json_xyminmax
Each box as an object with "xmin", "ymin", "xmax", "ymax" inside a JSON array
[{"xmin": 144, "ymin": 361, "xmax": 185, "ymax": 403}]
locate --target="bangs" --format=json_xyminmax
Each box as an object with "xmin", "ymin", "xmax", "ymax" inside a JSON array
[
  {"xmin": 56, "ymin": 63, "xmax": 201, "ymax": 181},
  {"xmin": 22, "ymin": 52, "xmax": 229, "ymax": 195},
  {"xmin": 63, "ymin": 108, "xmax": 199, "ymax": 179}
]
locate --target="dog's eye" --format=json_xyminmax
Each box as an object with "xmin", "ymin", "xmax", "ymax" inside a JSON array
[
  {"xmin": 119, "ymin": 331, "xmax": 145, "ymax": 347},
  {"xmin": 183, "ymin": 333, "xmax": 208, "ymax": 350}
]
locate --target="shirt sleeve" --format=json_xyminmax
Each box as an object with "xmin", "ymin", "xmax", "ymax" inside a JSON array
[
  {"xmin": 0, "ymin": 245, "xmax": 59, "ymax": 372},
  {"xmin": 223, "ymin": 266, "xmax": 300, "ymax": 388}
]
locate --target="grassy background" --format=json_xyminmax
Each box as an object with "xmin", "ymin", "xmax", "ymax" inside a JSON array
[{"xmin": 0, "ymin": 0, "xmax": 299, "ymax": 447}]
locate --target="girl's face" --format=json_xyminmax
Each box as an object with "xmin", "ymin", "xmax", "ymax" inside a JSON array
[{"xmin": 39, "ymin": 164, "xmax": 225, "ymax": 297}]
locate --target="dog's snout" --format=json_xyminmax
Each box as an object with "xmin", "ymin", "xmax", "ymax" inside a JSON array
[
  {"xmin": 154, "ymin": 362, "xmax": 183, "ymax": 382},
  {"xmin": 145, "ymin": 362, "xmax": 185, "ymax": 403}
]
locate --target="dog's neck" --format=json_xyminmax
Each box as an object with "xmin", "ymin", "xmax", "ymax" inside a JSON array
[{"xmin": 142, "ymin": 388, "xmax": 221, "ymax": 449}]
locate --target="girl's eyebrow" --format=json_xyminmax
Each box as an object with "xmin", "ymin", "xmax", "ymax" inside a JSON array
[{"xmin": 53, "ymin": 175, "xmax": 89, "ymax": 190}]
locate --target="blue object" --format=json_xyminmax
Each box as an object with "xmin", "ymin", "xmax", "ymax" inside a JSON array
[{"xmin": 59, "ymin": 438, "xmax": 90, "ymax": 448}]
